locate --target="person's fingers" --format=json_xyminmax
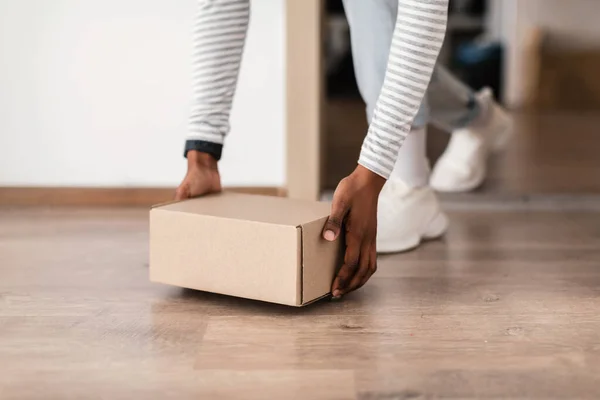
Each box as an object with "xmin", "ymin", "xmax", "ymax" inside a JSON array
[
  {"xmin": 174, "ymin": 183, "xmax": 190, "ymax": 201},
  {"xmin": 323, "ymin": 190, "xmax": 349, "ymax": 242},
  {"xmin": 331, "ymin": 233, "xmax": 361, "ymax": 297},
  {"xmin": 346, "ymin": 241, "xmax": 372, "ymax": 292},
  {"xmin": 358, "ymin": 245, "xmax": 378, "ymax": 289}
]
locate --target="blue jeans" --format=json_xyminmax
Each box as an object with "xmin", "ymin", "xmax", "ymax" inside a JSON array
[{"xmin": 342, "ymin": 0, "xmax": 481, "ymax": 130}]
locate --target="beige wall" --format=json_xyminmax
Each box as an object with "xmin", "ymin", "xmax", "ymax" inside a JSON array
[
  {"xmin": 532, "ymin": 0, "xmax": 600, "ymax": 49},
  {"xmin": 502, "ymin": 0, "xmax": 600, "ymax": 107}
]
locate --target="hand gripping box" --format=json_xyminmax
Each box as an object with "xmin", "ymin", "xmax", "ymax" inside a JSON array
[{"xmin": 150, "ymin": 192, "xmax": 343, "ymax": 306}]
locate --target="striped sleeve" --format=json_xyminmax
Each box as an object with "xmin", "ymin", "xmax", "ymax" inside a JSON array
[
  {"xmin": 185, "ymin": 0, "xmax": 250, "ymax": 160},
  {"xmin": 358, "ymin": 0, "xmax": 449, "ymax": 178}
]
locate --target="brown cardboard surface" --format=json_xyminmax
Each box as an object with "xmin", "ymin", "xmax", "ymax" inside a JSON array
[
  {"xmin": 150, "ymin": 192, "xmax": 343, "ymax": 306},
  {"xmin": 300, "ymin": 217, "xmax": 343, "ymax": 303}
]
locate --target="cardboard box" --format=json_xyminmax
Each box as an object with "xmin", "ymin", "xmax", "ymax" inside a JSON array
[{"xmin": 150, "ymin": 192, "xmax": 343, "ymax": 306}]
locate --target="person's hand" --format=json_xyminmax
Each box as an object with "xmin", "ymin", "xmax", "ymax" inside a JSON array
[
  {"xmin": 323, "ymin": 165, "xmax": 386, "ymax": 299},
  {"xmin": 175, "ymin": 151, "xmax": 222, "ymax": 200}
]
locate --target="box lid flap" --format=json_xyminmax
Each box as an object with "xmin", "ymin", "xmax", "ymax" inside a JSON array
[{"xmin": 154, "ymin": 192, "xmax": 331, "ymax": 227}]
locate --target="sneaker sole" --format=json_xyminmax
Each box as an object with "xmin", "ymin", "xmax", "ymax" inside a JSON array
[
  {"xmin": 431, "ymin": 166, "xmax": 487, "ymax": 193},
  {"xmin": 377, "ymin": 211, "xmax": 449, "ymax": 254},
  {"xmin": 432, "ymin": 112, "xmax": 514, "ymax": 193}
]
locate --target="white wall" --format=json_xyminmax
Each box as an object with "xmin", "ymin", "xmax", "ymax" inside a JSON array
[
  {"xmin": 499, "ymin": 0, "xmax": 530, "ymax": 107},
  {"xmin": 0, "ymin": 0, "xmax": 286, "ymax": 187},
  {"xmin": 485, "ymin": 0, "xmax": 504, "ymax": 40}
]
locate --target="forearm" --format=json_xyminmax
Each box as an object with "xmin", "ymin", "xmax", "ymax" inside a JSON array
[
  {"xmin": 359, "ymin": 0, "xmax": 449, "ymax": 178},
  {"xmin": 185, "ymin": 0, "xmax": 250, "ymax": 160}
]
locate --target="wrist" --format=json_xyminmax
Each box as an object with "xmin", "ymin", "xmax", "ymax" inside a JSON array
[
  {"xmin": 184, "ymin": 140, "xmax": 223, "ymax": 161},
  {"xmin": 353, "ymin": 165, "xmax": 386, "ymax": 192},
  {"xmin": 187, "ymin": 150, "xmax": 219, "ymax": 171}
]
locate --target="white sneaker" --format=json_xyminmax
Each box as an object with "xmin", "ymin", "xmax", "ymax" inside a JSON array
[
  {"xmin": 377, "ymin": 180, "xmax": 448, "ymax": 254},
  {"xmin": 430, "ymin": 88, "xmax": 513, "ymax": 193}
]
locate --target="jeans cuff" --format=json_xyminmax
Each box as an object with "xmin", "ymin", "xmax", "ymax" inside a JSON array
[{"xmin": 184, "ymin": 140, "xmax": 223, "ymax": 161}]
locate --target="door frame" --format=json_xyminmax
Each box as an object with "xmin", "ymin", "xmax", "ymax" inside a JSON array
[{"xmin": 285, "ymin": 0, "xmax": 324, "ymax": 200}]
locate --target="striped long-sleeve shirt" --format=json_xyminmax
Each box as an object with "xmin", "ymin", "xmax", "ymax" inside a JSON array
[{"xmin": 186, "ymin": 0, "xmax": 449, "ymax": 179}]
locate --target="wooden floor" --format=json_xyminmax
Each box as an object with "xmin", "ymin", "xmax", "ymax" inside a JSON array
[
  {"xmin": 2, "ymin": 207, "xmax": 600, "ymax": 399},
  {"xmin": 325, "ymin": 99, "xmax": 600, "ymax": 195},
  {"xmin": 465, "ymin": 112, "xmax": 600, "ymax": 194}
]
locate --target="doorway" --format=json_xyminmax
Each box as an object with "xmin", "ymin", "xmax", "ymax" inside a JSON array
[
  {"xmin": 319, "ymin": 0, "xmax": 490, "ymax": 197},
  {"xmin": 287, "ymin": 0, "xmax": 600, "ymax": 201}
]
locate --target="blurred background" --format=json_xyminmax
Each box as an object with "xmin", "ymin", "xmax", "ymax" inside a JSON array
[
  {"xmin": 323, "ymin": 0, "xmax": 600, "ymax": 196},
  {"xmin": 0, "ymin": 0, "xmax": 599, "ymax": 202}
]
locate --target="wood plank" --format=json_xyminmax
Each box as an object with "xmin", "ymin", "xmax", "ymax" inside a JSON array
[
  {"xmin": 0, "ymin": 187, "xmax": 286, "ymax": 207},
  {"xmin": 1, "ymin": 208, "xmax": 600, "ymax": 398}
]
